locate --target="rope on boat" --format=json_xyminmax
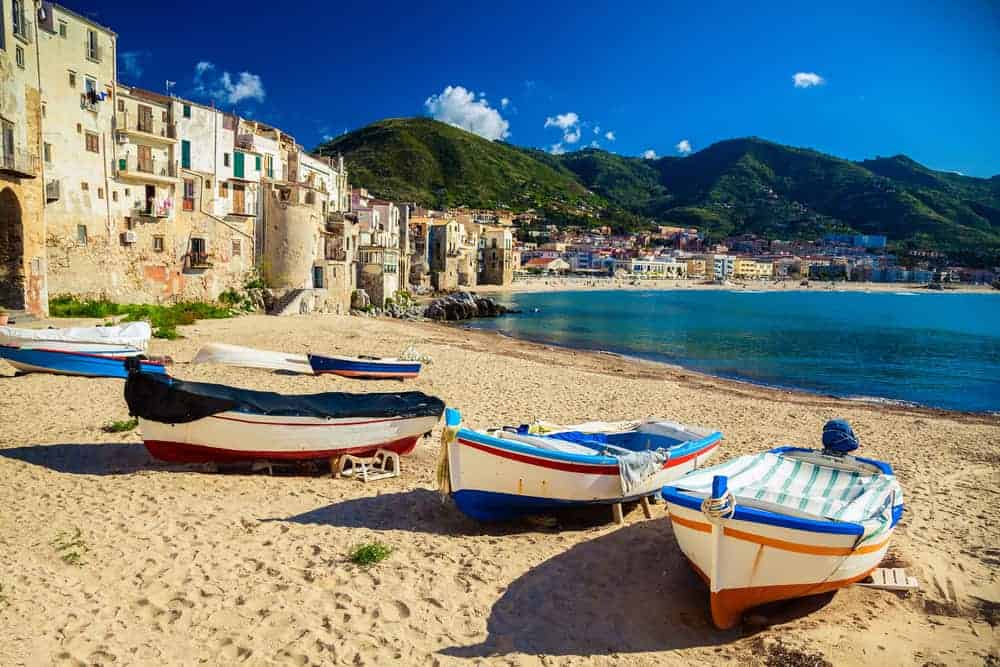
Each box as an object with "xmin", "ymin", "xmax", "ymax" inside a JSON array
[
  {"xmin": 436, "ymin": 420, "xmax": 460, "ymax": 499},
  {"xmin": 701, "ymin": 490, "xmax": 736, "ymax": 524}
]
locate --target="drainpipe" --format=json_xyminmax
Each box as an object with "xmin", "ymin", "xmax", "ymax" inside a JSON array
[
  {"xmin": 104, "ymin": 34, "xmax": 115, "ymax": 241},
  {"xmin": 32, "ymin": 0, "xmax": 48, "ymax": 315}
]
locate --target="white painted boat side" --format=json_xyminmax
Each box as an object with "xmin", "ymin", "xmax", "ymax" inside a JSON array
[{"xmin": 139, "ymin": 412, "xmax": 440, "ymax": 454}]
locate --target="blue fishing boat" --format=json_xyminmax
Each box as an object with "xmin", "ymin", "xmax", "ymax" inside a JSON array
[
  {"xmin": 308, "ymin": 353, "xmax": 421, "ymax": 379},
  {"xmin": 0, "ymin": 345, "xmax": 169, "ymax": 378},
  {"xmin": 0, "ymin": 322, "xmax": 167, "ymax": 378}
]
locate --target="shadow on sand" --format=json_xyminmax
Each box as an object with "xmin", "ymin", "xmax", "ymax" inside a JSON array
[
  {"xmin": 0, "ymin": 442, "xmax": 172, "ymax": 475},
  {"xmin": 267, "ymin": 488, "xmax": 654, "ymax": 537},
  {"xmin": 440, "ymin": 518, "xmax": 838, "ymax": 658}
]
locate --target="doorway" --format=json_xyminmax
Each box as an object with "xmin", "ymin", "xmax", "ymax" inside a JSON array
[{"xmin": 0, "ymin": 188, "xmax": 25, "ymax": 309}]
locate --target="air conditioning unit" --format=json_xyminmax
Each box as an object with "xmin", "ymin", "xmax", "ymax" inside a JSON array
[
  {"xmin": 116, "ymin": 131, "xmax": 129, "ymax": 144},
  {"xmin": 120, "ymin": 230, "xmax": 138, "ymax": 245}
]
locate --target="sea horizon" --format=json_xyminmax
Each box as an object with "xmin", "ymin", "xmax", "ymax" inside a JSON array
[{"xmin": 462, "ymin": 289, "xmax": 1000, "ymax": 414}]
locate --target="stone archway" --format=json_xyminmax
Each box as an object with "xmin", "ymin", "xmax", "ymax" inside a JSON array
[{"xmin": 0, "ymin": 187, "xmax": 26, "ymax": 310}]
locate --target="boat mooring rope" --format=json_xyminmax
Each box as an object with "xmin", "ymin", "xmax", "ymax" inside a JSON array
[
  {"xmin": 701, "ymin": 490, "xmax": 736, "ymax": 524},
  {"xmin": 436, "ymin": 422, "xmax": 460, "ymax": 498}
]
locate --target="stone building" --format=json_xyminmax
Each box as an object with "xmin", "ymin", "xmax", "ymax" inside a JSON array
[
  {"xmin": 479, "ymin": 226, "xmax": 514, "ymax": 286},
  {"xmin": 1, "ymin": 0, "xmax": 47, "ymax": 315}
]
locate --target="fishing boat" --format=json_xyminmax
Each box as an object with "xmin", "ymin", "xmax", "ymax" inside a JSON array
[
  {"xmin": 308, "ymin": 353, "xmax": 421, "ymax": 379},
  {"xmin": 437, "ymin": 408, "xmax": 722, "ymax": 521},
  {"xmin": 124, "ymin": 361, "xmax": 445, "ymax": 463},
  {"xmin": 661, "ymin": 420, "xmax": 903, "ymax": 629},
  {"xmin": 0, "ymin": 322, "xmax": 168, "ymax": 378},
  {"xmin": 192, "ymin": 342, "xmax": 312, "ymax": 374}
]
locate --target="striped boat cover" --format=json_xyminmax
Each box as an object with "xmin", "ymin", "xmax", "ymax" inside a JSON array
[{"xmin": 674, "ymin": 452, "xmax": 902, "ymax": 537}]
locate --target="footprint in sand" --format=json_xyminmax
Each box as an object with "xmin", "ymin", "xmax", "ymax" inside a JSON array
[{"xmin": 376, "ymin": 600, "xmax": 411, "ymax": 623}]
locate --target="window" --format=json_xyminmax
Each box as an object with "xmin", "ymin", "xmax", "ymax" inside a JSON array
[
  {"xmin": 58, "ymin": 21, "xmax": 67, "ymax": 38},
  {"xmin": 153, "ymin": 236, "xmax": 164, "ymax": 252},
  {"xmin": 112, "ymin": 190, "xmax": 118, "ymax": 202},
  {"xmin": 11, "ymin": 0, "xmax": 27, "ymax": 40},
  {"xmin": 124, "ymin": 188, "xmax": 130, "ymax": 197},
  {"xmin": 97, "ymin": 187, "xmax": 104, "ymax": 199},
  {"xmin": 41, "ymin": 102, "xmax": 46, "ymax": 118},
  {"xmin": 15, "ymin": 45, "xmax": 24, "ymax": 69},
  {"xmin": 190, "ymin": 238, "xmax": 207, "ymax": 265},
  {"xmin": 183, "ymin": 104, "xmax": 191, "ymax": 118},
  {"xmin": 118, "ymin": 99, "xmax": 124, "ymax": 112},
  {"xmin": 161, "ymin": 111, "xmax": 167, "ymax": 122},
  {"xmin": 76, "ymin": 123, "xmax": 81, "ymax": 133},
  {"xmin": 86, "ymin": 29, "xmax": 99, "ymax": 61},
  {"xmin": 182, "ymin": 178, "xmax": 195, "ymax": 211},
  {"xmin": 85, "ymin": 132, "xmax": 99, "ymax": 153},
  {"xmin": 43, "ymin": 143, "xmax": 52, "ymax": 163},
  {"xmin": 81, "ymin": 182, "xmax": 89, "ymax": 191},
  {"xmin": 77, "ymin": 225, "xmax": 88, "ymax": 245},
  {"xmin": 69, "ymin": 71, "xmax": 76, "ymax": 87},
  {"xmin": 223, "ymin": 153, "xmax": 230, "ymax": 167},
  {"xmin": 232, "ymin": 239, "xmax": 241, "ymax": 257},
  {"xmin": 218, "ymin": 181, "xmax": 228, "ymax": 197},
  {"xmin": 180, "ymin": 139, "xmax": 190, "ymax": 169},
  {"xmin": 204, "ymin": 179, "xmax": 211, "ymax": 189},
  {"xmin": 0, "ymin": 2, "xmax": 4, "ymax": 51}
]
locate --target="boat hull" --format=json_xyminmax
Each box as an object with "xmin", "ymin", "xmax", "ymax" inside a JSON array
[
  {"xmin": 308, "ymin": 354, "xmax": 421, "ymax": 379},
  {"xmin": 664, "ymin": 499, "xmax": 892, "ymax": 629},
  {"xmin": 138, "ymin": 412, "xmax": 439, "ymax": 463},
  {"xmin": 0, "ymin": 345, "xmax": 167, "ymax": 378},
  {"xmin": 448, "ymin": 430, "xmax": 721, "ymax": 521}
]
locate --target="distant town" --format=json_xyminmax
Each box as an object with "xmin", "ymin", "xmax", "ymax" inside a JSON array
[{"xmin": 1, "ymin": 4, "xmax": 994, "ymax": 320}]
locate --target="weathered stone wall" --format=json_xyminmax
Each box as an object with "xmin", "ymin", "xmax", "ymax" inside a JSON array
[{"xmin": 260, "ymin": 186, "xmax": 321, "ymax": 289}]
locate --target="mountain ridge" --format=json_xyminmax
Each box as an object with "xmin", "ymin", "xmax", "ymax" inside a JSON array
[{"xmin": 315, "ymin": 118, "xmax": 1000, "ymax": 266}]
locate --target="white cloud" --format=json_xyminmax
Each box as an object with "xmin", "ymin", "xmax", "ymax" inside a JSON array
[
  {"xmin": 544, "ymin": 112, "xmax": 579, "ymax": 131},
  {"xmin": 119, "ymin": 51, "xmax": 149, "ymax": 79},
  {"xmin": 642, "ymin": 149, "xmax": 658, "ymax": 160},
  {"xmin": 793, "ymin": 72, "xmax": 825, "ymax": 88},
  {"xmin": 589, "ymin": 140, "xmax": 600, "ymax": 148},
  {"xmin": 424, "ymin": 85, "xmax": 511, "ymax": 141},
  {"xmin": 564, "ymin": 126, "xmax": 582, "ymax": 144},
  {"xmin": 550, "ymin": 143, "xmax": 566, "ymax": 155},
  {"xmin": 675, "ymin": 139, "xmax": 692, "ymax": 155},
  {"xmin": 192, "ymin": 61, "xmax": 266, "ymax": 105},
  {"xmin": 593, "ymin": 125, "xmax": 601, "ymax": 134},
  {"xmin": 605, "ymin": 130, "xmax": 616, "ymax": 141},
  {"xmin": 501, "ymin": 97, "xmax": 510, "ymax": 109}
]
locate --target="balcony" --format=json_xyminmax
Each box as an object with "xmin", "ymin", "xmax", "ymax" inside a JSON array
[
  {"xmin": 117, "ymin": 155, "xmax": 177, "ymax": 185},
  {"xmin": 188, "ymin": 251, "xmax": 213, "ymax": 269},
  {"xmin": 325, "ymin": 249, "xmax": 348, "ymax": 261},
  {"xmin": 132, "ymin": 200, "xmax": 172, "ymax": 218},
  {"xmin": 235, "ymin": 134, "xmax": 255, "ymax": 152},
  {"xmin": 115, "ymin": 112, "xmax": 177, "ymax": 145},
  {"xmin": 0, "ymin": 149, "xmax": 40, "ymax": 178},
  {"xmin": 46, "ymin": 179, "xmax": 61, "ymax": 201}
]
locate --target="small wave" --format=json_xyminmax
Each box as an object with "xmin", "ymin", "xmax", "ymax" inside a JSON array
[{"xmin": 843, "ymin": 394, "xmax": 920, "ymax": 408}]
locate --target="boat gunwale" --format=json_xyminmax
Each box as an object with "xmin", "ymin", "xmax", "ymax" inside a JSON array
[{"xmin": 455, "ymin": 425, "xmax": 724, "ymax": 467}]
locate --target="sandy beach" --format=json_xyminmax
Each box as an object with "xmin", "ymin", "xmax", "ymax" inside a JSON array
[{"xmin": 0, "ymin": 313, "xmax": 997, "ymax": 666}]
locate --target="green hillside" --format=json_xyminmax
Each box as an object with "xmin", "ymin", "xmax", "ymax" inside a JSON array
[{"xmin": 315, "ymin": 118, "xmax": 1000, "ymax": 266}]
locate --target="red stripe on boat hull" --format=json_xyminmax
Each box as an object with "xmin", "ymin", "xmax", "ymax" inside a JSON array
[
  {"xmin": 457, "ymin": 438, "xmax": 719, "ymax": 475},
  {"xmin": 142, "ymin": 435, "xmax": 420, "ymax": 463},
  {"xmin": 315, "ymin": 370, "xmax": 419, "ymax": 379}
]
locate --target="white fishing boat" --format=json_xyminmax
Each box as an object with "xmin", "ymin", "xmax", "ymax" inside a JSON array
[
  {"xmin": 438, "ymin": 408, "xmax": 722, "ymax": 521},
  {"xmin": 661, "ymin": 420, "xmax": 903, "ymax": 629},
  {"xmin": 192, "ymin": 342, "xmax": 312, "ymax": 374},
  {"xmin": 124, "ymin": 361, "xmax": 444, "ymax": 463}
]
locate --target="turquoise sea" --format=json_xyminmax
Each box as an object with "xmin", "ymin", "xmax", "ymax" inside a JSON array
[{"xmin": 462, "ymin": 290, "xmax": 1000, "ymax": 413}]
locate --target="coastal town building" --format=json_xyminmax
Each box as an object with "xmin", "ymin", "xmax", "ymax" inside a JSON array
[
  {"xmin": 479, "ymin": 226, "xmax": 514, "ymax": 285},
  {"xmin": 733, "ymin": 257, "xmax": 774, "ymax": 280},
  {"xmin": 1, "ymin": 0, "xmax": 47, "ymax": 315}
]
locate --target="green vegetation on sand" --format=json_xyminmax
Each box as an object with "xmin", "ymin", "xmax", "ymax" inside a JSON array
[
  {"xmin": 49, "ymin": 296, "xmax": 235, "ymax": 339},
  {"xmin": 348, "ymin": 541, "xmax": 392, "ymax": 567}
]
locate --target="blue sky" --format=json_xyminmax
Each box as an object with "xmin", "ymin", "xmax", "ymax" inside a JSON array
[{"xmin": 76, "ymin": 0, "xmax": 999, "ymax": 176}]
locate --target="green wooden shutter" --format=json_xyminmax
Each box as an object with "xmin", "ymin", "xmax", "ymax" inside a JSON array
[
  {"xmin": 233, "ymin": 151, "xmax": 245, "ymax": 178},
  {"xmin": 181, "ymin": 140, "xmax": 191, "ymax": 169},
  {"xmin": 255, "ymin": 155, "xmax": 261, "ymax": 171}
]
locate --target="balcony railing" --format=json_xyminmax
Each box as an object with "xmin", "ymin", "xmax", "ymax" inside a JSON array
[
  {"xmin": 188, "ymin": 251, "xmax": 212, "ymax": 269},
  {"xmin": 115, "ymin": 112, "xmax": 176, "ymax": 141},
  {"xmin": 325, "ymin": 249, "xmax": 348, "ymax": 261},
  {"xmin": 0, "ymin": 149, "xmax": 40, "ymax": 178},
  {"xmin": 236, "ymin": 134, "xmax": 255, "ymax": 151},
  {"xmin": 118, "ymin": 155, "xmax": 177, "ymax": 180},
  {"xmin": 132, "ymin": 200, "xmax": 172, "ymax": 218}
]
